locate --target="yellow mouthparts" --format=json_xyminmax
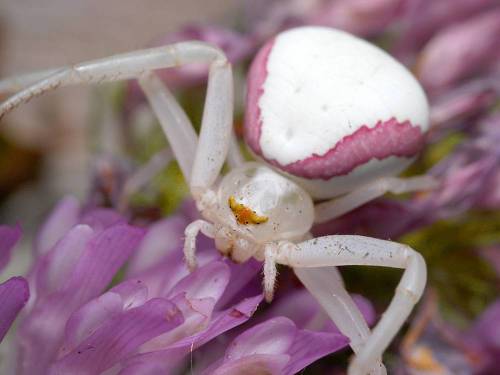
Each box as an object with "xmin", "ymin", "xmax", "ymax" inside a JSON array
[{"xmin": 228, "ymin": 196, "xmax": 269, "ymax": 225}]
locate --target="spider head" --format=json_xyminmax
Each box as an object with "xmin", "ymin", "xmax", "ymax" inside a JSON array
[{"xmin": 215, "ymin": 162, "xmax": 314, "ymax": 243}]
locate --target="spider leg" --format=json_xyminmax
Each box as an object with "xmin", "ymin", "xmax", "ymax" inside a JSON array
[
  {"xmin": 314, "ymin": 175, "xmax": 438, "ymax": 223},
  {"xmin": 227, "ymin": 131, "xmax": 245, "ymax": 169},
  {"xmin": 139, "ymin": 71, "xmax": 244, "ymax": 181},
  {"xmin": 276, "ymin": 235, "xmax": 426, "ymax": 375},
  {"xmin": 138, "ymin": 72, "xmax": 197, "ymax": 180},
  {"xmin": 183, "ymin": 219, "xmax": 215, "ymax": 271},
  {"xmin": 0, "ymin": 42, "xmax": 217, "ymax": 118},
  {"xmin": 0, "ymin": 69, "xmax": 59, "ymax": 94},
  {"xmin": 263, "ymin": 244, "xmax": 279, "ymax": 302},
  {"xmin": 295, "ymin": 267, "xmax": 386, "ymax": 375},
  {"xmin": 0, "ymin": 41, "xmax": 235, "ymax": 196}
]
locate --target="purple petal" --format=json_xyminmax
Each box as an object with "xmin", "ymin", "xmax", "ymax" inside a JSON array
[
  {"xmin": 63, "ymin": 224, "xmax": 144, "ymax": 303},
  {"xmin": 61, "ymin": 280, "xmax": 149, "ymax": 355},
  {"xmin": 79, "ymin": 208, "xmax": 125, "ymax": 233},
  {"xmin": 36, "ymin": 225, "xmax": 94, "ymax": 297},
  {"xmin": 61, "ymin": 291, "xmax": 123, "ymax": 354},
  {"xmin": 469, "ymin": 300, "xmax": 500, "ymax": 351},
  {"xmin": 127, "ymin": 216, "xmax": 188, "ymax": 276},
  {"xmin": 417, "ymin": 9, "xmax": 500, "ymax": 92},
  {"xmin": 264, "ymin": 289, "xmax": 375, "ymax": 332},
  {"xmin": 312, "ymin": 197, "xmax": 426, "ymax": 239},
  {"xmin": 121, "ymin": 294, "xmax": 262, "ymax": 372},
  {"xmin": 216, "ymin": 258, "xmax": 262, "ymax": 309},
  {"xmin": 0, "ymin": 224, "xmax": 21, "ymax": 273},
  {"xmin": 429, "ymin": 157, "xmax": 497, "ymax": 217},
  {"xmin": 430, "ymin": 79, "xmax": 498, "ymax": 129},
  {"xmin": 394, "ymin": 0, "xmax": 495, "ymax": 58},
  {"xmin": 0, "ymin": 276, "xmax": 29, "ymax": 342},
  {"xmin": 205, "ymin": 317, "xmax": 348, "ymax": 375},
  {"xmin": 110, "ymin": 279, "xmax": 149, "ymax": 309},
  {"xmin": 224, "ymin": 317, "xmax": 297, "ymax": 358},
  {"xmin": 166, "ymin": 261, "xmax": 229, "ymax": 302},
  {"xmin": 466, "ymin": 300, "xmax": 500, "ymax": 372},
  {"xmin": 141, "ymin": 261, "xmax": 230, "ymax": 351},
  {"xmin": 17, "ymin": 224, "xmax": 144, "ymax": 373},
  {"xmin": 309, "ymin": 0, "xmax": 404, "ymax": 37},
  {"xmin": 131, "ymin": 247, "xmax": 218, "ymax": 299},
  {"xmin": 49, "ymin": 298, "xmax": 183, "ymax": 375},
  {"xmin": 207, "ymin": 354, "xmax": 290, "ymax": 375},
  {"xmin": 284, "ymin": 329, "xmax": 349, "ymax": 375},
  {"xmin": 35, "ymin": 196, "xmax": 80, "ymax": 256}
]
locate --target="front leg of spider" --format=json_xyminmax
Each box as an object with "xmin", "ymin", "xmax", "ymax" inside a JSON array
[{"xmin": 275, "ymin": 235, "xmax": 426, "ymax": 375}]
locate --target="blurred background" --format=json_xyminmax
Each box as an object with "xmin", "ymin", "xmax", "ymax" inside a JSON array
[{"xmin": 0, "ymin": 0, "xmax": 238, "ymax": 220}]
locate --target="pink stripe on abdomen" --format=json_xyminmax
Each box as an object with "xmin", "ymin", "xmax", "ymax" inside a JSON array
[{"xmin": 266, "ymin": 118, "xmax": 425, "ymax": 180}]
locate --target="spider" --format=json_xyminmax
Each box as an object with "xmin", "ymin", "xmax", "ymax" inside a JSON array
[{"xmin": 0, "ymin": 26, "xmax": 436, "ymax": 375}]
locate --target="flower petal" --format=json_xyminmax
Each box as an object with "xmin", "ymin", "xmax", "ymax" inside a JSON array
[
  {"xmin": 0, "ymin": 276, "xmax": 29, "ymax": 342},
  {"xmin": 49, "ymin": 298, "xmax": 183, "ymax": 375},
  {"xmin": 141, "ymin": 261, "xmax": 230, "ymax": 351},
  {"xmin": 205, "ymin": 317, "xmax": 348, "ymax": 375},
  {"xmin": 216, "ymin": 258, "xmax": 262, "ymax": 309},
  {"xmin": 417, "ymin": 9, "xmax": 500, "ymax": 92},
  {"xmin": 127, "ymin": 216, "xmax": 188, "ymax": 276},
  {"xmin": 61, "ymin": 280, "xmax": 149, "ymax": 356},
  {"xmin": 35, "ymin": 196, "xmax": 80, "ymax": 256},
  {"xmin": 209, "ymin": 354, "xmax": 290, "ymax": 375},
  {"xmin": 79, "ymin": 208, "xmax": 125, "ymax": 233},
  {"xmin": 284, "ymin": 328, "xmax": 349, "ymax": 375},
  {"xmin": 310, "ymin": 0, "xmax": 404, "ymax": 37},
  {"xmin": 0, "ymin": 224, "xmax": 21, "ymax": 273},
  {"xmin": 121, "ymin": 294, "xmax": 262, "ymax": 373},
  {"xmin": 61, "ymin": 291, "xmax": 123, "ymax": 354},
  {"xmin": 264, "ymin": 289, "xmax": 375, "ymax": 332},
  {"xmin": 17, "ymin": 224, "xmax": 144, "ymax": 373},
  {"xmin": 36, "ymin": 224, "xmax": 94, "ymax": 297},
  {"xmin": 224, "ymin": 317, "xmax": 296, "ymax": 359}
]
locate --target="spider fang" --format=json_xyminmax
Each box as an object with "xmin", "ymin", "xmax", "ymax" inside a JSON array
[{"xmin": 228, "ymin": 196, "xmax": 268, "ymax": 225}]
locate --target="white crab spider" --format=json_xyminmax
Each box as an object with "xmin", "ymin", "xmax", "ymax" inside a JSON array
[{"xmin": 0, "ymin": 26, "xmax": 436, "ymax": 375}]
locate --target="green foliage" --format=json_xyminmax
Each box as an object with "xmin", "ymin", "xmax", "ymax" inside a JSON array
[{"xmin": 401, "ymin": 212, "xmax": 500, "ymax": 322}]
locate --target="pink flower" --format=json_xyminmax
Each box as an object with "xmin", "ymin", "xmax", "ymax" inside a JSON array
[
  {"xmin": 202, "ymin": 317, "xmax": 348, "ymax": 375},
  {"xmin": 416, "ymin": 8, "xmax": 500, "ymax": 93},
  {"xmin": 2, "ymin": 195, "xmax": 373, "ymax": 374}
]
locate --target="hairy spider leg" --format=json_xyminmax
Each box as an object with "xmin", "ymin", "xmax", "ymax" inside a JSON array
[
  {"xmin": 273, "ymin": 235, "xmax": 426, "ymax": 375},
  {"xmin": 296, "ymin": 267, "xmax": 387, "ymax": 375},
  {"xmin": 314, "ymin": 175, "xmax": 438, "ymax": 223}
]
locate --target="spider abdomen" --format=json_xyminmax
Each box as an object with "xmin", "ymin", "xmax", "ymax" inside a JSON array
[{"xmin": 245, "ymin": 26, "xmax": 430, "ymax": 199}]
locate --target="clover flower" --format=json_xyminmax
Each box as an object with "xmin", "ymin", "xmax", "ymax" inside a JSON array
[{"xmin": 1, "ymin": 195, "xmax": 366, "ymax": 374}]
